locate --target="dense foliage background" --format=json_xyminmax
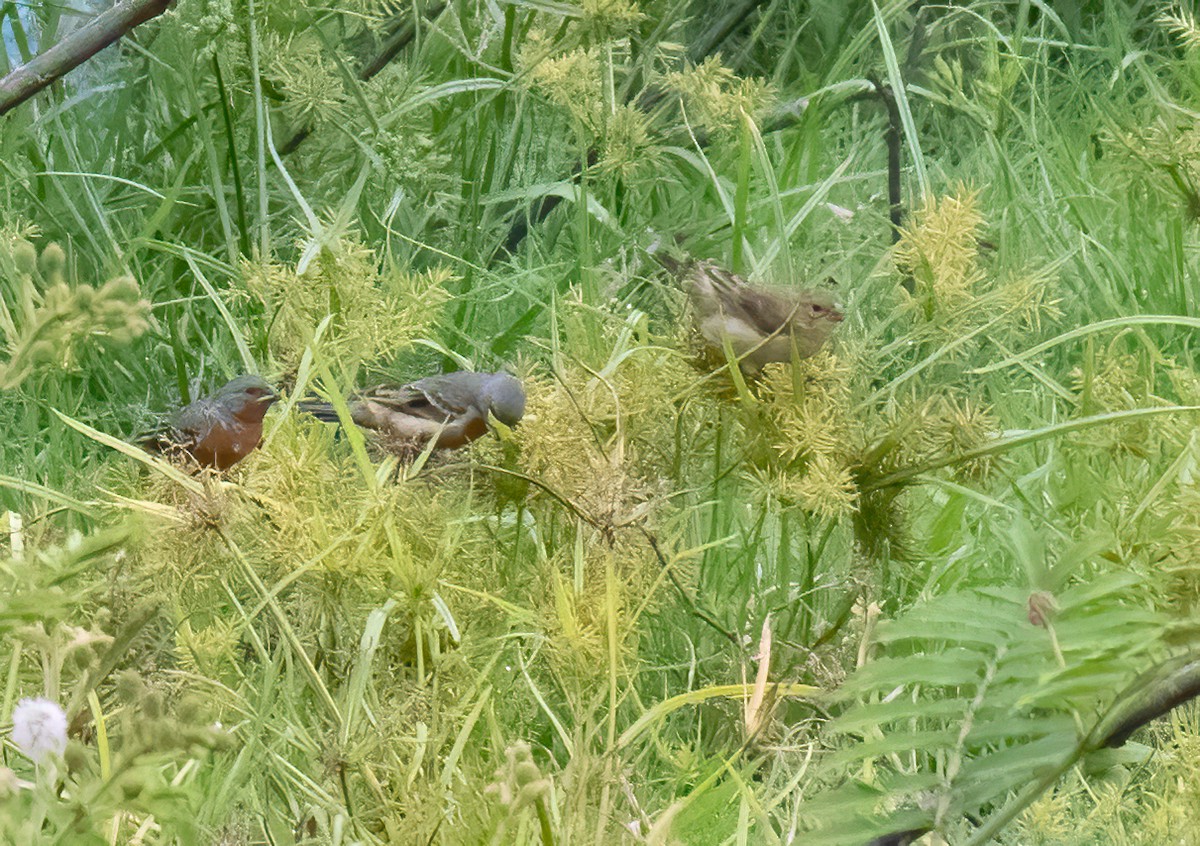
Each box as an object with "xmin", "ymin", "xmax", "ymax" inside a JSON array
[{"xmin": 3, "ymin": 0, "xmax": 1200, "ymax": 842}]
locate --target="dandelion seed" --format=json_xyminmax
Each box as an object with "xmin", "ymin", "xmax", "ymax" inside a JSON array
[{"xmin": 11, "ymin": 698, "xmax": 67, "ymax": 763}]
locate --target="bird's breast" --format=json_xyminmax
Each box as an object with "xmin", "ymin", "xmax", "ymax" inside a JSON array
[
  {"xmin": 191, "ymin": 419, "xmax": 264, "ymax": 470},
  {"xmin": 435, "ymin": 413, "xmax": 489, "ymax": 449}
]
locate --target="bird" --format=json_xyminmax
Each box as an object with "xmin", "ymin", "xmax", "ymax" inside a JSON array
[
  {"xmin": 297, "ymin": 370, "xmax": 526, "ymax": 451},
  {"xmin": 651, "ymin": 247, "xmax": 844, "ymax": 373},
  {"xmin": 139, "ymin": 375, "xmax": 280, "ymax": 470}
]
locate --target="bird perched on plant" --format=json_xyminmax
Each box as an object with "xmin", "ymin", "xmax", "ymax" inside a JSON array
[
  {"xmin": 139, "ymin": 375, "xmax": 280, "ymax": 470},
  {"xmin": 650, "ymin": 243, "xmax": 844, "ymax": 373},
  {"xmin": 297, "ymin": 370, "xmax": 526, "ymax": 451}
]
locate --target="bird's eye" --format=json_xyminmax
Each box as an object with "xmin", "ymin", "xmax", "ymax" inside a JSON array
[{"xmin": 811, "ymin": 305, "xmax": 825, "ymax": 314}]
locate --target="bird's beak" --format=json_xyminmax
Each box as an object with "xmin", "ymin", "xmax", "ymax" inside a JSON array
[
  {"xmin": 829, "ymin": 307, "xmax": 845, "ymax": 323},
  {"xmin": 487, "ymin": 410, "xmax": 520, "ymax": 439}
]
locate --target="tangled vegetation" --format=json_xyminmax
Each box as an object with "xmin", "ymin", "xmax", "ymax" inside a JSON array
[{"xmin": 4, "ymin": 1, "xmax": 1200, "ymax": 843}]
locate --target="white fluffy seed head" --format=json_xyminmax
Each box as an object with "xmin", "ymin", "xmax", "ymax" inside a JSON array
[{"xmin": 11, "ymin": 698, "xmax": 67, "ymax": 764}]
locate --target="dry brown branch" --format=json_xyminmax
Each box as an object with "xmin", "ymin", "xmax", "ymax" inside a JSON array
[{"xmin": 0, "ymin": 0, "xmax": 172, "ymax": 117}]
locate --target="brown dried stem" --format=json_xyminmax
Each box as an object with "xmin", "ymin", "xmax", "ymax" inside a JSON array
[{"xmin": 0, "ymin": 0, "xmax": 172, "ymax": 117}]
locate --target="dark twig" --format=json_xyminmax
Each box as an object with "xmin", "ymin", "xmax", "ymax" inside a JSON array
[
  {"xmin": 871, "ymin": 76, "xmax": 911, "ymax": 293},
  {"xmin": 870, "ymin": 77, "xmax": 904, "ymax": 245},
  {"xmin": 866, "ymin": 828, "xmax": 932, "ymax": 846},
  {"xmin": 359, "ymin": 1, "xmax": 447, "ymax": 82},
  {"xmin": 1095, "ymin": 651, "xmax": 1200, "ymax": 749},
  {"xmin": 0, "ymin": 0, "xmax": 173, "ymax": 117},
  {"xmin": 638, "ymin": 527, "xmax": 739, "ymax": 644},
  {"xmin": 474, "ymin": 463, "xmax": 606, "ymax": 532},
  {"xmin": 496, "ymin": 149, "xmax": 597, "ymax": 261},
  {"xmin": 685, "ymin": 0, "xmax": 771, "ymax": 66}
]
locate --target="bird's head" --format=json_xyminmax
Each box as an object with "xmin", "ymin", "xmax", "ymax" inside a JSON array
[
  {"xmin": 796, "ymin": 290, "xmax": 845, "ymax": 327},
  {"xmin": 481, "ymin": 373, "xmax": 526, "ymax": 428},
  {"xmin": 217, "ymin": 375, "xmax": 280, "ymax": 421}
]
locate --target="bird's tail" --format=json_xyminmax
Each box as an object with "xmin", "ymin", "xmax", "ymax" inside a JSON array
[
  {"xmin": 136, "ymin": 432, "xmax": 169, "ymax": 452},
  {"xmin": 645, "ymin": 232, "xmax": 692, "ymax": 277},
  {"xmin": 296, "ymin": 400, "xmax": 342, "ymax": 423},
  {"xmin": 133, "ymin": 421, "xmax": 177, "ymax": 452}
]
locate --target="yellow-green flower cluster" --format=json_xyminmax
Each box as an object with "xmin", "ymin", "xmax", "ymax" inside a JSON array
[
  {"xmin": 894, "ymin": 191, "xmax": 986, "ymax": 320},
  {"xmin": 169, "ymin": 0, "xmax": 237, "ymax": 61},
  {"xmin": 264, "ymin": 32, "xmax": 347, "ymax": 127},
  {"xmin": 598, "ymin": 103, "xmax": 661, "ymax": 179},
  {"xmin": 911, "ymin": 394, "xmax": 998, "ymax": 481},
  {"xmin": 581, "ymin": 0, "xmax": 644, "ymax": 33},
  {"xmin": 1103, "ymin": 115, "xmax": 1200, "ymax": 221},
  {"xmin": 1067, "ymin": 351, "xmax": 1184, "ymax": 456},
  {"xmin": 661, "ymin": 55, "xmax": 775, "ymax": 136},
  {"xmin": 523, "ymin": 44, "xmax": 605, "ymax": 134},
  {"xmin": 895, "ymin": 190, "xmax": 1060, "ymax": 345},
  {"xmin": 761, "ymin": 350, "xmax": 862, "ymax": 518},
  {"xmin": 1161, "ymin": 5, "xmax": 1200, "ymax": 51},
  {"xmin": 242, "ymin": 235, "xmax": 451, "ymax": 373},
  {"xmin": 485, "ymin": 741, "xmax": 551, "ymax": 811},
  {"xmin": 0, "ymin": 237, "xmax": 151, "ymax": 389}
]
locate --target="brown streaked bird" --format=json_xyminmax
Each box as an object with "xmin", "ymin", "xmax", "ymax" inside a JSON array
[
  {"xmin": 652, "ymin": 249, "xmax": 844, "ymax": 373},
  {"xmin": 139, "ymin": 375, "xmax": 280, "ymax": 470},
  {"xmin": 298, "ymin": 370, "xmax": 526, "ymax": 451}
]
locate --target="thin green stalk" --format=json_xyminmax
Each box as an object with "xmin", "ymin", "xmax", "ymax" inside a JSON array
[
  {"xmin": 245, "ymin": 0, "xmax": 269, "ymax": 256},
  {"xmin": 212, "ymin": 55, "xmax": 250, "ymax": 258},
  {"xmin": 732, "ymin": 113, "xmax": 751, "ymax": 272},
  {"xmin": 862, "ymin": 405, "xmax": 1200, "ymax": 492}
]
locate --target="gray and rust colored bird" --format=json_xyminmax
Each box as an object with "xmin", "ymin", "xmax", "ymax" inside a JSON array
[
  {"xmin": 140, "ymin": 375, "xmax": 280, "ymax": 470},
  {"xmin": 298, "ymin": 370, "xmax": 526, "ymax": 450},
  {"xmin": 652, "ymin": 247, "xmax": 844, "ymax": 373}
]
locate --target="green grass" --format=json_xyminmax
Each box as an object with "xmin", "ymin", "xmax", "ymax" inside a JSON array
[{"xmin": 4, "ymin": 0, "xmax": 1200, "ymax": 843}]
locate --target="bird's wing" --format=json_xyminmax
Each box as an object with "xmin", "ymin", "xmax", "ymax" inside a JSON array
[
  {"xmin": 693, "ymin": 262, "xmax": 796, "ymax": 335},
  {"xmin": 295, "ymin": 385, "xmax": 426, "ymax": 424},
  {"xmin": 646, "ymin": 233, "xmax": 694, "ymax": 277},
  {"xmin": 299, "ymin": 377, "xmax": 482, "ymax": 430},
  {"xmin": 138, "ymin": 398, "xmax": 224, "ymax": 450},
  {"xmin": 408, "ymin": 373, "xmax": 493, "ymax": 417},
  {"xmin": 295, "ymin": 400, "xmax": 339, "ymax": 422},
  {"xmin": 728, "ymin": 285, "xmax": 799, "ymax": 336},
  {"xmin": 346, "ymin": 398, "xmax": 489, "ymax": 447},
  {"xmin": 358, "ymin": 382, "xmax": 468, "ymax": 422},
  {"xmin": 651, "ymin": 249, "xmax": 689, "ymax": 277},
  {"xmin": 172, "ymin": 398, "xmax": 230, "ymax": 436}
]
